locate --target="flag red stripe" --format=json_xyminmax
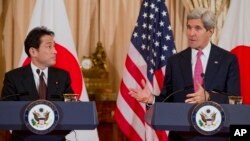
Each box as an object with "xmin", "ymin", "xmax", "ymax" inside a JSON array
[
  {"xmin": 155, "ymin": 130, "xmax": 168, "ymax": 141},
  {"xmin": 154, "ymin": 69, "xmax": 165, "ymax": 90},
  {"xmin": 114, "ymin": 107, "xmax": 143, "ymax": 141},
  {"xmin": 123, "ymin": 53, "xmax": 169, "ymax": 140},
  {"xmin": 125, "ymin": 55, "xmax": 146, "ymax": 88},
  {"xmin": 120, "ymin": 80, "xmax": 146, "ymax": 123},
  {"xmin": 115, "ymin": 0, "xmax": 175, "ymax": 139}
]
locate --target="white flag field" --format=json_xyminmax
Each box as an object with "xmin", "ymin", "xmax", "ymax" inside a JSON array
[
  {"xmin": 18, "ymin": 0, "xmax": 99, "ymax": 140},
  {"xmin": 218, "ymin": 0, "xmax": 250, "ymax": 104}
]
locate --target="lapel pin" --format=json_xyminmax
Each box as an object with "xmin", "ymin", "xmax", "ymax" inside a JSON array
[{"xmin": 214, "ymin": 61, "xmax": 219, "ymax": 64}]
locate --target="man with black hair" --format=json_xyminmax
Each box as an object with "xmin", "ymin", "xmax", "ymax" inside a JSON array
[{"xmin": 1, "ymin": 26, "xmax": 73, "ymax": 141}]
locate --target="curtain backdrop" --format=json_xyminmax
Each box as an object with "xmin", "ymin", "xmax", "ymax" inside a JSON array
[{"xmin": 0, "ymin": 0, "xmax": 229, "ymax": 95}]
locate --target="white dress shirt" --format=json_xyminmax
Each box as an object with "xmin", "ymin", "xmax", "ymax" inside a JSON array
[{"xmin": 30, "ymin": 62, "xmax": 48, "ymax": 90}]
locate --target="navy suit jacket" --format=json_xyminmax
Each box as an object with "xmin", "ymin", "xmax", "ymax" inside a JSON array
[
  {"xmin": 1, "ymin": 64, "xmax": 73, "ymax": 101},
  {"xmin": 156, "ymin": 44, "xmax": 240, "ymax": 104}
]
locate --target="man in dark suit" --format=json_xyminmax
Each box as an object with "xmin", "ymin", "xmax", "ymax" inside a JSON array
[
  {"xmin": 1, "ymin": 26, "xmax": 73, "ymax": 101},
  {"xmin": 1, "ymin": 66, "xmax": 73, "ymax": 101},
  {"xmin": 155, "ymin": 43, "xmax": 240, "ymax": 104},
  {"xmin": 1, "ymin": 26, "xmax": 73, "ymax": 141},
  {"xmin": 129, "ymin": 8, "xmax": 240, "ymax": 141}
]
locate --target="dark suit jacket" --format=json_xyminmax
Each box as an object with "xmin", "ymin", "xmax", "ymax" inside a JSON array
[
  {"xmin": 1, "ymin": 64, "xmax": 74, "ymax": 101},
  {"xmin": 1, "ymin": 64, "xmax": 74, "ymax": 141},
  {"xmin": 156, "ymin": 44, "xmax": 240, "ymax": 104}
]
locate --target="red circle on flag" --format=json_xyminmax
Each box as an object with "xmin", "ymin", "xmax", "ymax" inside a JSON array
[{"xmin": 231, "ymin": 45, "xmax": 250, "ymax": 104}]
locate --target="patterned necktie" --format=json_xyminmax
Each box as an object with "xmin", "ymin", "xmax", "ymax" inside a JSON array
[
  {"xmin": 37, "ymin": 69, "xmax": 47, "ymax": 99},
  {"xmin": 194, "ymin": 50, "xmax": 203, "ymax": 92}
]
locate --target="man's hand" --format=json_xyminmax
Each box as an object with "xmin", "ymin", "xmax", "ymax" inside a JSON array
[
  {"xmin": 129, "ymin": 79, "xmax": 154, "ymax": 104},
  {"xmin": 185, "ymin": 82, "xmax": 209, "ymax": 104}
]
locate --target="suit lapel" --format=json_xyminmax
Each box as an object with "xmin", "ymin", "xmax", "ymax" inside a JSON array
[
  {"xmin": 204, "ymin": 44, "xmax": 221, "ymax": 90},
  {"xmin": 21, "ymin": 65, "xmax": 39, "ymax": 99},
  {"xmin": 47, "ymin": 67, "xmax": 58, "ymax": 98},
  {"xmin": 179, "ymin": 48, "xmax": 194, "ymax": 89}
]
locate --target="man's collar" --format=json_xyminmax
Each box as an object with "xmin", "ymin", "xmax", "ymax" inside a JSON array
[{"xmin": 30, "ymin": 62, "xmax": 48, "ymax": 79}]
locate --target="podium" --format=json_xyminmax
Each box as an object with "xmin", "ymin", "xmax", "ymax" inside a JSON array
[
  {"xmin": 0, "ymin": 101, "xmax": 98, "ymax": 141},
  {"xmin": 145, "ymin": 102, "xmax": 250, "ymax": 141}
]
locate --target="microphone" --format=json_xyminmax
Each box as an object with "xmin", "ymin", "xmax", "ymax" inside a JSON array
[
  {"xmin": 36, "ymin": 69, "xmax": 40, "ymax": 75},
  {"xmin": 209, "ymin": 89, "xmax": 235, "ymax": 97},
  {"xmin": 1, "ymin": 92, "xmax": 29, "ymax": 101},
  {"xmin": 55, "ymin": 81, "xmax": 59, "ymax": 95},
  {"xmin": 162, "ymin": 85, "xmax": 193, "ymax": 102},
  {"xmin": 201, "ymin": 73, "xmax": 207, "ymax": 101},
  {"xmin": 207, "ymin": 89, "xmax": 239, "ymax": 104}
]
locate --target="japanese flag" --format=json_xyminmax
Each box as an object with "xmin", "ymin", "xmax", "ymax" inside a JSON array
[
  {"xmin": 18, "ymin": 0, "xmax": 99, "ymax": 140},
  {"xmin": 218, "ymin": 0, "xmax": 250, "ymax": 104}
]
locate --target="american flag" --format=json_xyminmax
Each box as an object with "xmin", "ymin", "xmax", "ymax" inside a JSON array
[{"xmin": 114, "ymin": 0, "xmax": 176, "ymax": 140}]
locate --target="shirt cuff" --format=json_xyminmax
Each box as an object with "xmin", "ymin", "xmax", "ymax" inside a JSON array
[{"xmin": 146, "ymin": 95, "xmax": 155, "ymax": 107}]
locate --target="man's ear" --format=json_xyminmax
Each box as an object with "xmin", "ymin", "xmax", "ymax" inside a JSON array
[
  {"xmin": 29, "ymin": 47, "xmax": 37, "ymax": 57},
  {"xmin": 209, "ymin": 29, "xmax": 214, "ymax": 34}
]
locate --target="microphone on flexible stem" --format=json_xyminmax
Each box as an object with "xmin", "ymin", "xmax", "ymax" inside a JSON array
[
  {"xmin": 1, "ymin": 92, "xmax": 29, "ymax": 101},
  {"xmin": 201, "ymin": 73, "xmax": 207, "ymax": 102},
  {"xmin": 162, "ymin": 85, "xmax": 193, "ymax": 102},
  {"xmin": 207, "ymin": 89, "xmax": 238, "ymax": 104},
  {"xmin": 36, "ymin": 69, "xmax": 40, "ymax": 75},
  {"xmin": 209, "ymin": 89, "xmax": 234, "ymax": 97},
  {"xmin": 55, "ymin": 81, "xmax": 59, "ymax": 95}
]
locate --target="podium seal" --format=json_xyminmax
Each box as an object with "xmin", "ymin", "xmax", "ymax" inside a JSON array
[
  {"xmin": 191, "ymin": 101, "xmax": 225, "ymax": 135},
  {"xmin": 23, "ymin": 100, "xmax": 59, "ymax": 134}
]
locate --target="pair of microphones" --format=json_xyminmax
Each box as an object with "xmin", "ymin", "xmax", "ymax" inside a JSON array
[
  {"xmin": 161, "ymin": 73, "xmax": 233, "ymax": 102},
  {"xmin": 0, "ymin": 92, "xmax": 29, "ymax": 101},
  {"xmin": 1, "ymin": 92, "xmax": 63, "ymax": 101},
  {"xmin": 1, "ymin": 81, "xmax": 61, "ymax": 101}
]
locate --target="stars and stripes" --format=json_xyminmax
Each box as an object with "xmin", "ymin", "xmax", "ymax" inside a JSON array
[
  {"xmin": 131, "ymin": 0, "xmax": 175, "ymax": 81},
  {"xmin": 114, "ymin": 0, "xmax": 176, "ymax": 140}
]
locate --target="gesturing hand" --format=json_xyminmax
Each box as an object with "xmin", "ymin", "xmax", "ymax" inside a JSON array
[
  {"xmin": 185, "ymin": 82, "xmax": 209, "ymax": 104},
  {"xmin": 129, "ymin": 79, "xmax": 154, "ymax": 104}
]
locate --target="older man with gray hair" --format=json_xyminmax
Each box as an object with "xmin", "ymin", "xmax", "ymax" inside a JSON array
[{"xmin": 129, "ymin": 7, "xmax": 240, "ymax": 141}]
